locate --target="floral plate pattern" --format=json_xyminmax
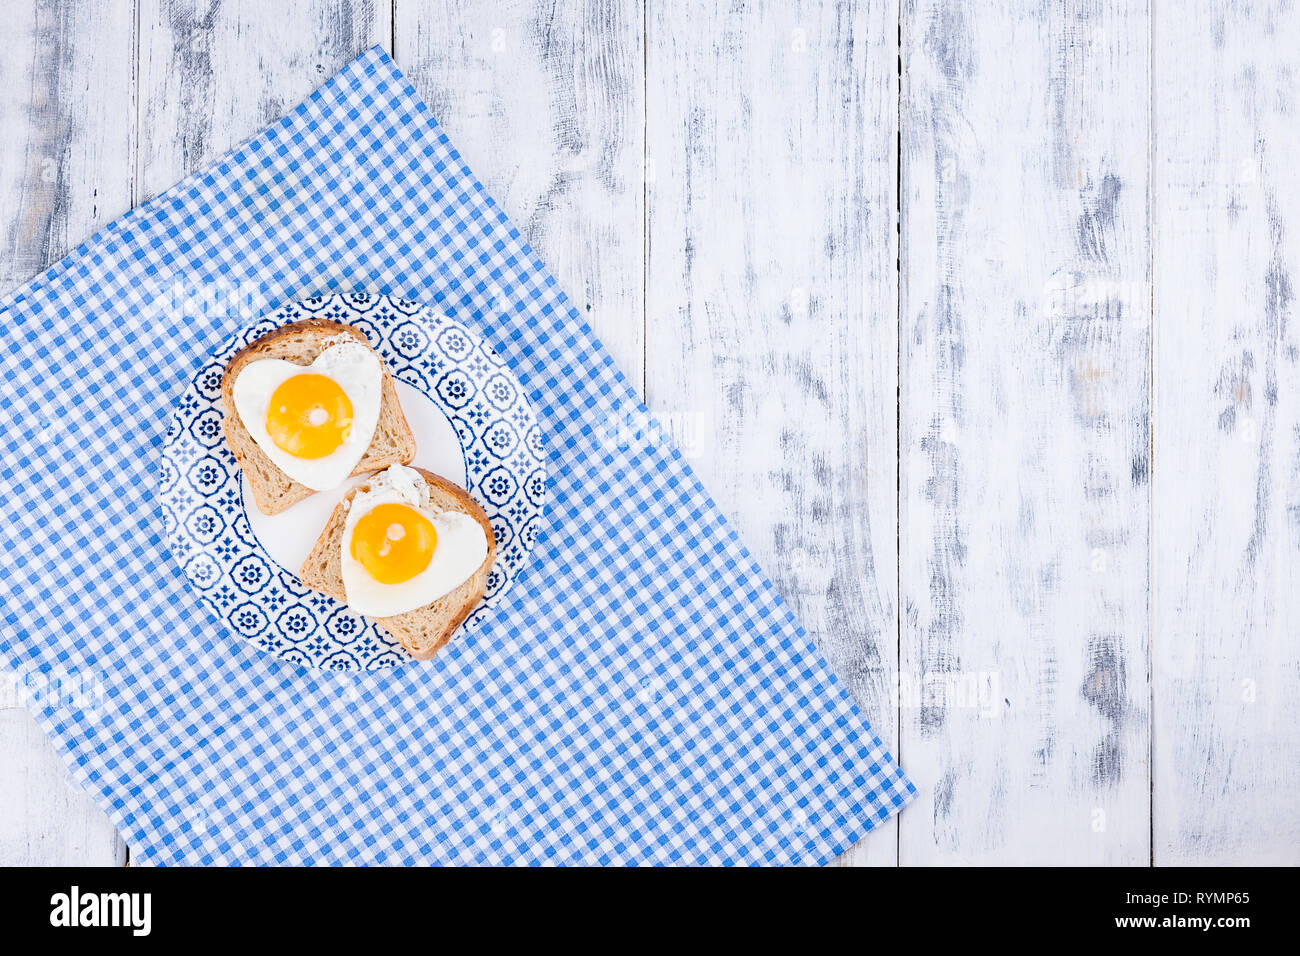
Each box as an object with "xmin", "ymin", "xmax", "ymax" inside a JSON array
[{"xmin": 159, "ymin": 292, "xmax": 548, "ymax": 672}]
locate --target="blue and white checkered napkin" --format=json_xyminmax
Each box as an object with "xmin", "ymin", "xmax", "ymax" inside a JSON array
[{"xmin": 0, "ymin": 48, "xmax": 913, "ymax": 865}]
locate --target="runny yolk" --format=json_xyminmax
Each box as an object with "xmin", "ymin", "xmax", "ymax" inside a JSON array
[
  {"xmin": 350, "ymin": 503, "xmax": 438, "ymax": 584},
  {"xmin": 265, "ymin": 373, "xmax": 353, "ymax": 459}
]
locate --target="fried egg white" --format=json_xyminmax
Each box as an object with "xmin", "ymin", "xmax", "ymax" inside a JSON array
[
  {"xmin": 232, "ymin": 339, "xmax": 382, "ymax": 491},
  {"xmin": 340, "ymin": 464, "xmax": 489, "ymax": 617}
]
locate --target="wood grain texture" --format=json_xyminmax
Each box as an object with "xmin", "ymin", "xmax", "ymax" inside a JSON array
[
  {"xmin": 137, "ymin": 0, "xmax": 392, "ymax": 202},
  {"xmin": 646, "ymin": 0, "xmax": 902, "ymax": 866},
  {"xmin": 0, "ymin": 0, "xmax": 135, "ymax": 866},
  {"xmin": 1152, "ymin": 0, "xmax": 1300, "ymax": 865},
  {"xmin": 898, "ymin": 0, "xmax": 1152, "ymax": 864},
  {"xmin": 0, "ymin": 706, "xmax": 126, "ymax": 866},
  {"xmin": 0, "ymin": 0, "xmax": 136, "ymax": 287},
  {"xmin": 394, "ymin": 0, "xmax": 645, "ymax": 391}
]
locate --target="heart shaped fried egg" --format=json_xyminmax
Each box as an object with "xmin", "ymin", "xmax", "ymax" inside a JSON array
[{"xmin": 232, "ymin": 339, "xmax": 383, "ymax": 491}]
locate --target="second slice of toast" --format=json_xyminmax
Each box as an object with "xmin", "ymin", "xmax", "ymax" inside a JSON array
[{"xmin": 299, "ymin": 467, "xmax": 496, "ymax": 660}]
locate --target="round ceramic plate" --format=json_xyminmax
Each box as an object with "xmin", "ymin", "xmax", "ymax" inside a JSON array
[{"xmin": 159, "ymin": 292, "xmax": 548, "ymax": 672}]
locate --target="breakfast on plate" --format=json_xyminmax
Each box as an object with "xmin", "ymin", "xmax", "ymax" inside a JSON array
[
  {"xmin": 299, "ymin": 464, "xmax": 496, "ymax": 659},
  {"xmin": 221, "ymin": 319, "xmax": 416, "ymax": 515},
  {"xmin": 219, "ymin": 319, "xmax": 496, "ymax": 659}
]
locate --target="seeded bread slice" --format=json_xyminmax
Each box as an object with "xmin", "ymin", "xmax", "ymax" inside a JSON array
[
  {"xmin": 298, "ymin": 467, "xmax": 496, "ymax": 660},
  {"xmin": 221, "ymin": 319, "xmax": 416, "ymax": 515}
]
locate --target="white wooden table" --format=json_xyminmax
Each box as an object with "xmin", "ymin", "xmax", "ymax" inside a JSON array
[{"xmin": 3, "ymin": 0, "xmax": 1298, "ymax": 867}]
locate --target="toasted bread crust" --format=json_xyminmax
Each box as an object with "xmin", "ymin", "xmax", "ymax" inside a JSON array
[
  {"xmin": 223, "ymin": 318, "xmax": 362, "ymax": 374},
  {"xmin": 298, "ymin": 467, "xmax": 496, "ymax": 661},
  {"xmin": 220, "ymin": 319, "xmax": 416, "ymax": 515}
]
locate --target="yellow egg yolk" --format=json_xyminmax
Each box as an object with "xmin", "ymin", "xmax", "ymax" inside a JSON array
[
  {"xmin": 265, "ymin": 373, "xmax": 353, "ymax": 459},
  {"xmin": 350, "ymin": 503, "xmax": 438, "ymax": 584}
]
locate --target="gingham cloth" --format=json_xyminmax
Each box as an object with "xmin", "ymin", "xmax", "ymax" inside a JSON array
[{"xmin": 0, "ymin": 48, "xmax": 913, "ymax": 865}]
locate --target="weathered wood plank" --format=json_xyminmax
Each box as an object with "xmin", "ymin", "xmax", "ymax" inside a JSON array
[
  {"xmin": 137, "ymin": 0, "xmax": 392, "ymax": 202},
  {"xmin": 646, "ymin": 0, "xmax": 902, "ymax": 865},
  {"xmin": 898, "ymin": 0, "xmax": 1151, "ymax": 864},
  {"xmin": 0, "ymin": 706, "xmax": 127, "ymax": 866},
  {"xmin": 1151, "ymin": 0, "xmax": 1300, "ymax": 865},
  {"xmin": 393, "ymin": 0, "xmax": 645, "ymax": 391},
  {"xmin": 0, "ymin": 0, "xmax": 137, "ymax": 287},
  {"xmin": 0, "ymin": 0, "xmax": 135, "ymax": 865}
]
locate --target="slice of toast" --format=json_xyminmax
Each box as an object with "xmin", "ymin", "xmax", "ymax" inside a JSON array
[
  {"xmin": 221, "ymin": 319, "xmax": 416, "ymax": 515},
  {"xmin": 298, "ymin": 467, "xmax": 496, "ymax": 660}
]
